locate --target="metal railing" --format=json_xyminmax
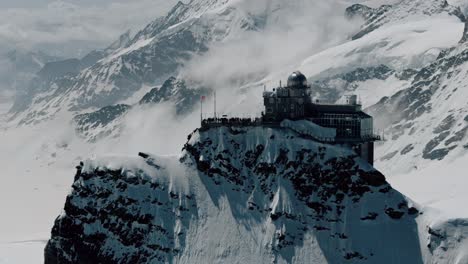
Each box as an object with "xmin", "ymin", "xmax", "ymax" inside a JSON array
[{"xmin": 200, "ymin": 117, "xmax": 382, "ymax": 143}]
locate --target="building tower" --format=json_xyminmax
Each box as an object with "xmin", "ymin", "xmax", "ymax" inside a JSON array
[{"xmin": 262, "ymin": 71, "xmax": 380, "ymax": 165}]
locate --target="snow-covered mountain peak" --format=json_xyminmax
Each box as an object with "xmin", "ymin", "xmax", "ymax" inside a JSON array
[
  {"xmin": 104, "ymin": 30, "xmax": 132, "ymax": 54},
  {"xmin": 8, "ymin": 0, "xmax": 268, "ymax": 125},
  {"xmin": 348, "ymin": 0, "xmax": 465, "ymax": 39}
]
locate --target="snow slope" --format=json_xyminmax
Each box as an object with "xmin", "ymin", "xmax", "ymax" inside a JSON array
[
  {"xmin": 369, "ymin": 28, "xmax": 468, "ymax": 175},
  {"xmin": 389, "ymin": 155, "xmax": 468, "ymax": 218},
  {"xmin": 301, "ymin": 15, "xmax": 463, "ymax": 74}
]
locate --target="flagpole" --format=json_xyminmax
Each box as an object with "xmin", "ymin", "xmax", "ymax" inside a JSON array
[{"xmin": 200, "ymin": 96, "xmax": 203, "ymax": 125}]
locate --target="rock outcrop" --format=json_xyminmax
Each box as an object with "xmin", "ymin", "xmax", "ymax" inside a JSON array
[{"xmin": 45, "ymin": 125, "xmax": 430, "ymax": 263}]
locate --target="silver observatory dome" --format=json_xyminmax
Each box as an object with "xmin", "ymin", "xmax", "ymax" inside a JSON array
[{"xmin": 287, "ymin": 71, "xmax": 307, "ymax": 88}]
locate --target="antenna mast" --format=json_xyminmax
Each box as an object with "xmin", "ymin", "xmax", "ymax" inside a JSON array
[
  {"xmin": 214, "ymin": 90, "xmax": 217, "ymax": 119},
  {"xmin": 200, "ymin": 96, "xmax": 204, "ymax": 125}
]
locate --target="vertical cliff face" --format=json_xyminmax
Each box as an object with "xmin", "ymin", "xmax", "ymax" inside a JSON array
[{"xmin": 45, "ymin": 125, "xmax": 466, "ymax": 263}]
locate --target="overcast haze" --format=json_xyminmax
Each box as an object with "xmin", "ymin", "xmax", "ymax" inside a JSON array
[
  {"xmin": 0, "ymin": 0, "xmax": 179, "ymax": 57},
  {"xmin": 0, "ymin": 0, "xmax": 162, "ymax": 8}
]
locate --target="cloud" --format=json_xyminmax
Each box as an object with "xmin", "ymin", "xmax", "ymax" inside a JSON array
[
  {"xmin": 181, "ymin": 0, "xmax": 361, "ymax": 87},
  {"xmin": 0, "ymin": 0, "xmax": 179, "ymax": 57},
  {"xmin": 180, "ymin": 0, "xmax": 362, "ymax": 115}
]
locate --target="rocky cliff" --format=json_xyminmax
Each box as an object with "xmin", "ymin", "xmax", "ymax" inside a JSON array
[{"xmin": 44, "ymin": 124, "xmax": 460, "ymax": 264}]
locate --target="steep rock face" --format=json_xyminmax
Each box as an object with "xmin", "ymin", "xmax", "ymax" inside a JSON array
[
  {"xmin": 73, "ymin": 104, "xmax": 131, "ymax": 142},
  {"xmin": 140, "ymin": 77, "xmax": 209, "ymax": 115},
  {"xmin": 45, "ymin": 126, "xmax": 430, "ymax": 263}
]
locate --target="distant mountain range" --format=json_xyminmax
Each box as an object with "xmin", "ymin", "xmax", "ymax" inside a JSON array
[{"xmin": 1, "ymin": 0, "xmax": 466, "ymax": 263}]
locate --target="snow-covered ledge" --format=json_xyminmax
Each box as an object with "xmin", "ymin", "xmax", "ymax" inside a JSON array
[{"xmin": 280, "ymin": 119, "xmax": 336, "ymax": 140}]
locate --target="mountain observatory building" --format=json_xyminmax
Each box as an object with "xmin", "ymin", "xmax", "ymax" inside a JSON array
[{"xmin": 202, "ymin": 71, "xmax": 380, "ymax": 165}]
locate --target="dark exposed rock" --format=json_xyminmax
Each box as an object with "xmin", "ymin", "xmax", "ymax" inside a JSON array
[
  {"xmin": 380, "ymin": 151, "xmax": 398, "ymax": 161},
  {"xmin": 408, "ymin": 207, "xmax": 419, "ymax": 215},
  {"xmin": 385, "ymin": 208, "xmax": 405, "ymax": 219},
  {"xmin": 460, "ymin": 19, "xmax": 468, "ymax": 43},
  {"xmin": 311, "ymin": 65, "xmax": 394, "ymax": 102},
  {"xmin": 423, "ymin": 131, "xmax": 451, "ymax": 159},
  {"xmin": 74, "ymin": 104, "xmax": 130, "ymax": 128},
  {"xmin": 73, "ymin": 104, "xmax": 131, "ymax": 141},
  {"xmin": 433, "ymin": 115, "xmax": 456, "ymax": 134},
  {"xmin": 423, "ymin": 146, "xmax": 456, "ymax": 160},
  {"xmin": 445, "ymin": 126, "xmax": 468, "ymax": 146},
  {"xmin": 46, "ymin": 166, "xmax": 194, "ymax": 263},
  {"xmin": 427, "ymin": 227, "xmax": 446, "ymax": 252},
  {"xmin": 361, "ymin": 212, "xmax": 378, "ymax": 220},
  {"xmin": 401, "ymin": 144, "xmax": 414, "ymax": 155},
  {"xmin": 344, "ymin": 251, "xmax": 365, "ymax": 260},
  {"xmin": 345, "ymin": 4, "xmax": 375, "ymax": 20},
  {"xmin": 340, "ymin": 65, "xmax": 394, "ymax": 82},
  {"xmin": 428, "ymin": 227, "xmax": 445, "ymax": 239},
  {"xmin": 396, "ymin": 69, "xmax": 419, "ymax": 81},
  {"xmin": 345, "ymin": 3, "xmax": 392, "ymax": 40},
  {"xmin": 139, "ymin": 77, "xmax": 209, "ymax": 115},
  {"xmin": 138, "ymin": 152, "xmax": 150, "ymax": 159}
]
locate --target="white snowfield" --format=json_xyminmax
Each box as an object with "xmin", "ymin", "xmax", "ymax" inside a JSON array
[
  {"xmin": 300, "ymin": 15, "xmax": 464, "ymax": 75},
  {"xmin": 390, "ymin": 155, "xmax": 468, "ymax": 218}
]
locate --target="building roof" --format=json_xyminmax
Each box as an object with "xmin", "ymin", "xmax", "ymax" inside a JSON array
[
  {"xmin": 310, "ymin": 104, "xmax": 371, "ymax": 118},
  {"xmin": 287, "ymin": 71, "xmax": 307, "ymax": 88}
]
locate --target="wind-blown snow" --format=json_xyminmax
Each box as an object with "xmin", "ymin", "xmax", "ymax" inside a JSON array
[{"xmin": 103, "ymin": 37, "xmax": 155, "ymax": 63}]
